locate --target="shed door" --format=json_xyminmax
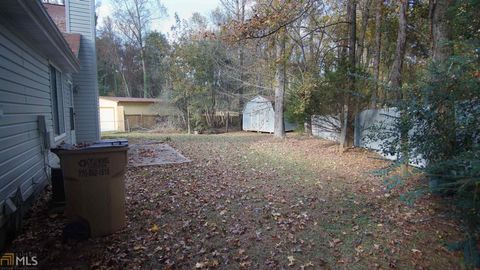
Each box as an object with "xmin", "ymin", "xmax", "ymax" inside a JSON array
[{"xmin": 100, "ymin": 107, "xmax": 115, "ymax": 132}]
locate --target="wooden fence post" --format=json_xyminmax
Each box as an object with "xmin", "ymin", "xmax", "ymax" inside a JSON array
[{"xmin": 226, "ymin": 112, "xmax": 229, "ymax": 133}]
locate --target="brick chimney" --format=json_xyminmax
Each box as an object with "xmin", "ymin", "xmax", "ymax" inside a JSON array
[{"xmin": 43, "ymin": 3, "xmax": 66, "ymax": 32}]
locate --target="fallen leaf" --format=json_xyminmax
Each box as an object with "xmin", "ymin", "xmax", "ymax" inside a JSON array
[
  {"xmin": 133, "ymin": 245, "xmax": 145, "ymax": 251},
  {"xmin": 300, "ymin": 261, "xmax": 314, "ymax": 269},
  {"xmin": 329, "ymin": 238, "xmax": 342, "ymax": 248},
  {"xmin": 195, "ymin": 262, "xmax": 205, "ymax": 269},
  {"xmin": 287, "ymin": 255, "xmax": 295, "ymax": 266},
  {"xmin": 150, "ymin": 224, "xmax": 159, "ymax": 233}
]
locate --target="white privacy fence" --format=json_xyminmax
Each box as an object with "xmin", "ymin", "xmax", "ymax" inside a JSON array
[
  {"xmin": 356, "ymin": 108, "xmax": 400, "ymax": 161},
  {"xmin": 312, "ymin": 108, "xmax": 426, "ymax": 167},
  {"xmin": 311, "ymin": 115, "xmax": 341, "ymax": 142}
]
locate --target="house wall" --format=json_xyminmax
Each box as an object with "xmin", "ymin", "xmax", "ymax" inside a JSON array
[
  {"xmin": 98, "ymin": 98, "xmax": 126, "ymax": 132},
  {"xmin": 151, "ymin": 101, "xmax": 182, "ymax": 117},
  {"xmin": 98, "ymin": 99, "xmax": 183, "ymax": 132},
  {"xmin": 99, "ymin": 99, "xmax": 185, "ymax": 132},
  {"xmin": 67, "ymin": 0, "xmax": 100, "ymax": 142},
  {"xmin": 117, "ymin": 106, "xmax": 125, "ymax": 132},
  {"xmin": 120, "ymin": 102, "xmax": 158, "ymax": 116},
  {"xmin": 0, "ymin": 22, "xmax": 74, "ymax": 243},
  {"xmin": 99, "ymin": 98, "xmax": 118, "ymax": 109}
]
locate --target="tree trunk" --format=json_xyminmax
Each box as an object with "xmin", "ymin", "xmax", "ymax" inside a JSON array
[
  {"xmin": 113, "ymin": 72, "xmax": 118, "ymax": 95},
  {"xmin": 430, "ymin": 0, "xmax": 453, "ymax": 62},
  {"xmin": 238, "ymin": 45, "xmax": 245, "ymax": 128},
  {"xmin": 237, "ymin": 0, "xmax": 246, "ymax": 129},
  {"xmin": 357, "ymin": 0, "xmax": 372, "ymax": 66},
  {"xmin": 389, "ymin": 0, "xmax": 409, "ymax": 175},
  {"xmin": 389, "ymin": 0, "xmax": 407, "ymax": 94},
  {"xmin": 430, "ymin": 0, "xmax": 455, "ymax": 159},
  {"xmin": 274, "ymin": 28, "xmax": 287, "ymax": 139},
  {"xmin": 371, "ymin": 0, "xmax": 382, "ymax": 108},
  {"xmin": 186, "ymin": 105, "xmax": 191, "ymax": 134},
  {"xmin": 304, "ymin": 116, "xmax": 312, "ymax": 136},
  {"xmin": 341, "ymin": 0, "xmax": 356, "ymax": 149},
  {"xmin": 112, "ymin": 39, "xmax": 127, "ymax": 95},
  {"xmin": 303, "ymin": 16, "xmax": 321, "ymax": 138},
  {"xmin": 141, "ymin": 48, "xmax": 148, "ymax": 98},
  {"xmin": 226, "ymin": 112, "xmax": 230, "ymax": 133},
  {"xmin": 120, "ymin": 70, "xmax": 130, "ymax": 97},
  {"xmin": 211, "ymin": 85, "xmax": 216, "ymax": 127}
]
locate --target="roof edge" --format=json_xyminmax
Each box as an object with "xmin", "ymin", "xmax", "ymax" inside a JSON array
[
  {"xmin": 30, "ymin": 0, "xmax": 80, "ymax": 71},
  {"xmin": 99, "ymin": 96, "xmax": 161, "ymax": 103},
  {"xmin": 0, "ymin": 0, "xmax": 80, "ymax": 72}
]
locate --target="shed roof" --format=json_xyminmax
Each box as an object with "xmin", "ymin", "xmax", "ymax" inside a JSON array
[
  {"xmin": 247, "ymin": 95, "xmax": 274, "ymax": 104},
  {"xmin": 242, "ymin": 95, "xmax": 275, "ymax": 114},
  {"xmin": 100, "ymin": 96, "xmax": 160, "ymax": 103},
  {"xmin": 259, "ymin": 95, "xmax": 274, "ymax": 103}
]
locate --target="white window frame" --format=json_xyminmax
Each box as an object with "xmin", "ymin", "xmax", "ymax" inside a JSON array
[
  {"xmin": 41, "ymin": 0, "xmax": 65, "ymax": 5},
  {"xmin": 50, "ymin": 64, "xmax": 66, "ymax": 142}
]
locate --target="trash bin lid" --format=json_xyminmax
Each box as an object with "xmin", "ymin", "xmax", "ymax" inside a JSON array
[
  {"xmin": 92, "ymin": 139, "xmax": 129, "ymax": 147},
  {"xmin": 51, "ymin": 139, "xmax": 128, "ymax": 153}
]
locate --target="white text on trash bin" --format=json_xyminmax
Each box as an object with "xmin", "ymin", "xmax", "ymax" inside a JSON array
[{"xmin": 78, "ymin": 158, "xmax": 110, "ymax": 177}]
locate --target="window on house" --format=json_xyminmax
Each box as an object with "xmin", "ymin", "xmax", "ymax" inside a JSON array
[
  {"xmin": 50, "ymin": 65, "xmax": 65, "ymax": 136},
  {"xmin": 68, "ymin": 82, "xmax": 75, "ymax": 131}
]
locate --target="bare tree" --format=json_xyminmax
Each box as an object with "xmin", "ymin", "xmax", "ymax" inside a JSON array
[
  {"xmin": 371, "ymin": 0, "xmax": 383, "ymax": 108},
  {"xmin": 220, "ymin": 0, "xmax": 248, "ymax": 126},
  {"xmin": 97, "ymin": 17, "xmax": 131, "ymax": 96},
  {"xmin": 357, "ymin": 0, "xmax": 372, "ymax": 66},
  {"xmin": 274, "ymin": 27, "xmax": 287, "ymax": 138},
  {"xmin": 236, "ymin": 0, "xmax": 247, "ymax": 128},
  {"xmin": 389, "ymin": 0, "xmax": 407, "ymax": 91},
  {"xmin": 429, "ymin": 0, "xmax": 456, "ymax": 157},
  {"xmin": 113, "ymin": 0, "xmax": 165, "ymax": 98},
  {"xmin": 340, "ymin": 0, "xmax": 357, "ymax": 149},
  {"xmin": 389, "ymin": 0, "xmax": 408, "ymax": 174},
  {"xmin": 430, "ymin": 0, "xmax": 453, "ymax": 62},
  {"xmin": 222, "ymin": 0, "xmax": 315, "ymax": 137}
]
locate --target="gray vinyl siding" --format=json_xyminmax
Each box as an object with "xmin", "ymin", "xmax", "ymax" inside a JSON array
[
  {"xmin": 67, "ymin": 0, "xmax": 100, "ymax": 142},
  {"xmin": 0, "ymin": 23, "xmax": 74, "ymax": 221}
]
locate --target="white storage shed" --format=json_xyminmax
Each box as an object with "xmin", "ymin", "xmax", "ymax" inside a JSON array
[{"xmin": 242, "ymin": 96, "xmax": 296, "ymax": 133}]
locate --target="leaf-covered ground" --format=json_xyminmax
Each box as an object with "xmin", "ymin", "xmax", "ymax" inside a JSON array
[{"xmin": 10, "ymin": 132, "xmax": 464, "ymax": 269}]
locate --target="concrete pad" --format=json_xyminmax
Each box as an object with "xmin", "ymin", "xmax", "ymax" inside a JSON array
[{"xmin": 128, "ymin": 143, "xmax": 191, "ymax": 167}]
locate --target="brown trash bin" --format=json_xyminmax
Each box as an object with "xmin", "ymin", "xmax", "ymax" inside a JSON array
[{"xmin": 53, "ymin": 140, "xmax": 128, "ymax": 237}]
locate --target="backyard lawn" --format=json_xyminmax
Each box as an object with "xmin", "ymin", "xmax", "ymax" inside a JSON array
[{"xmin": 10, "ymin": 132, "xmax": 463, "ymax": 269}]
